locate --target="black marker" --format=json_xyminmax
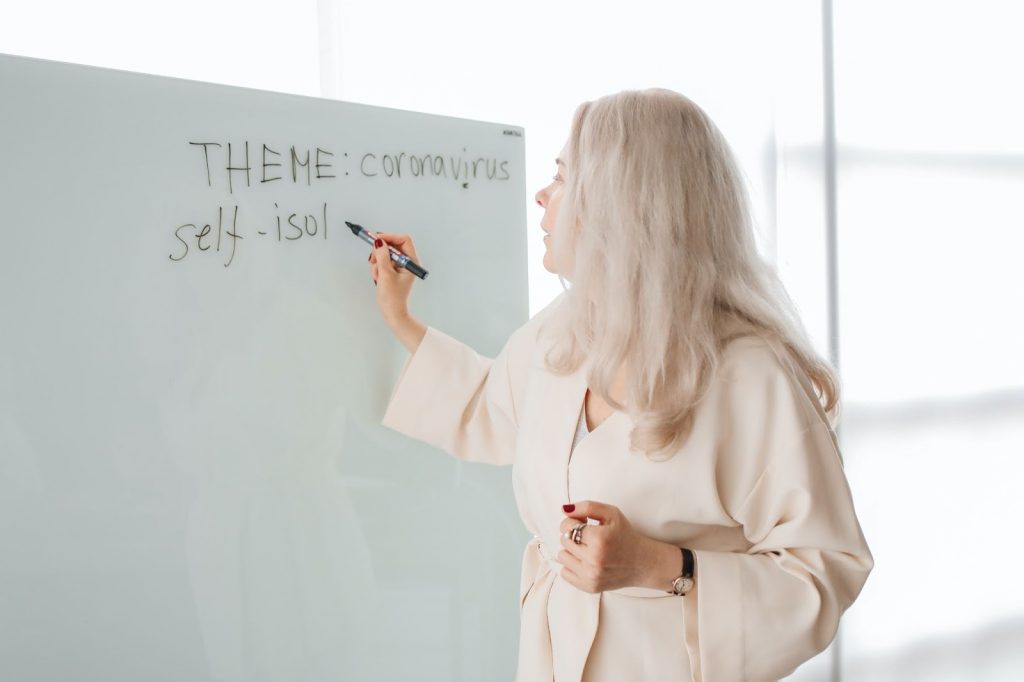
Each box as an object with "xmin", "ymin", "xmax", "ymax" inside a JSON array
[{"xmin": 346, "ymin": 221, "xmax": 429, "ymax": 280}]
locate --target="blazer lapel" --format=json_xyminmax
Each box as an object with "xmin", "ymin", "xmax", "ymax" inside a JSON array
[
  {"xmin": 556, "ymin": 356, "xmax": 594, "ymax": 498},
  {"xmin": 532, "ymin": 355, "xmax": 631, "ymax": 530}
]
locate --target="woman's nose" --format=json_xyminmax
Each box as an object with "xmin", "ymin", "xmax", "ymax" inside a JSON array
[{"xmin": 535, "ymin": 189, "xmax": 545, "ymax": 207}]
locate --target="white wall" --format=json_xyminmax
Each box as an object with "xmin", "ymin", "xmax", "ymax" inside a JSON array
[{"xmin": 0, "ymin": 0, "xmax": 321, "ymax": 96}]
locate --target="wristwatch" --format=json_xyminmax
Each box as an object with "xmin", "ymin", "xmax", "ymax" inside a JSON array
[{"xmin": 667, "ymin": 547, "xmax": 695, "ymax": 596}]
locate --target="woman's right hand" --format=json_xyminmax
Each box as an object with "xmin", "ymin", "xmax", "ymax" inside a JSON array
[{"xmin": 369, "ymin": 232, "xmax": 419, "ymax": 324}]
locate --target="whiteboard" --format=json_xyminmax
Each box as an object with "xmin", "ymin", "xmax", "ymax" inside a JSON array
[{"xmin": 0, "ymin": 53, "xmax": 529, "ymax": 682}]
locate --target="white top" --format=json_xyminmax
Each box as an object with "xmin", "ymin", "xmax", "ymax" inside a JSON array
[{"xmin": 571, "ymin": 401, "xmax": 589, "ymax": 452}]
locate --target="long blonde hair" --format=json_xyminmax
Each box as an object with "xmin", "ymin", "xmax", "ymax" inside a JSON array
[{"xmin": 541, "ymin": 88, "xmax": 840, "ymax": 461}]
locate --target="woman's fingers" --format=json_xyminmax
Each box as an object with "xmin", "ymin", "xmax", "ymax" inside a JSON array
[
  {"xmin": 374, "ymin": 239, "xmax": 397, "ymax": 280},
  {"xmin": 375, "ymin": 232, "xmax": 407, "ymax": 244},
  {"xmin": 373, "ymin": 232, "xmax": 418, "ymax": 262},
  {"xmin": 367, "ymin": 232, "xmax": 419, "ymax": 291}
]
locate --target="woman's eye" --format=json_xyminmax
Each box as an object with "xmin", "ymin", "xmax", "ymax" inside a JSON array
[{"xmin": 552, "ymin": 174, "xmax": 562, "ymax": 182}]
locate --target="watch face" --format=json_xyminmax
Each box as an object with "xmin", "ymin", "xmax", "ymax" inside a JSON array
[{"xmin": 673, "ymin": 576, "xmax": 694, "ymax": 594}]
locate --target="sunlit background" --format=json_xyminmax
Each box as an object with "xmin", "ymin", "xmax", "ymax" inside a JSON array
[{"xmin": 2, "ymin": 0, "xmax": 1021, "ymax": 679}]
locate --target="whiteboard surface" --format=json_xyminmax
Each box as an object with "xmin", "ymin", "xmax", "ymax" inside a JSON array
[{"xmin": 0, "ymin": 53, "xmax": 529, "ymax": 681}]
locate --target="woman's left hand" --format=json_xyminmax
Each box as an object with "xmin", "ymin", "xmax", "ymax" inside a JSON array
[{"xmin": 557, "ymin": 500, "xmax": 655, "ymax": 593}]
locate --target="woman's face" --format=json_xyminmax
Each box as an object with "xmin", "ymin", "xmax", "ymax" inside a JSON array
[{"xmin": 534, "ymin": 142, "xmax": 569, "ymax": 275}]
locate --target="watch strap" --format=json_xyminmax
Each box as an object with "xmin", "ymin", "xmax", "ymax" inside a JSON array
[{"xmin": 667, "ymin": 547, "xmax": 695, "ymax": 595}]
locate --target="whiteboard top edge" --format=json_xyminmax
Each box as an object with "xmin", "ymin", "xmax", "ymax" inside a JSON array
[{"xmin": 0, "ymin": 51, "xmax": 526, "ymax": 135}]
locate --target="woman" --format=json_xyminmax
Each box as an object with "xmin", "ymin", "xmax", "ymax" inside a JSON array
[{"xmin": 368, "ymin": 88, "xmax": 873, "ymax": 682}]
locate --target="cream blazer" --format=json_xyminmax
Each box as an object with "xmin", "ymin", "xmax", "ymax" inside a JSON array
[{"xmin": 380, "ymin": 291, "xmax": 873, "ymax": 682}]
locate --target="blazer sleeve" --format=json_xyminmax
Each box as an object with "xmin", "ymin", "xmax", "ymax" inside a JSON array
[
  {"xmin": 682, "ymin": 341, "xmax": 874, "ymax": 682},
  {"xmin": 379, "ymin": 293, "xmax": 563, "ymax": 466}
]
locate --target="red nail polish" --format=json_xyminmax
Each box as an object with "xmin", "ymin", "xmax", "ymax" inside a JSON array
[
  {"xmin": 374, "ymin": 238, "xmax": 383, "ymax": 248},
  {"xmin": 563, "ymin": 504, "xmax": 575, "ymax": 513}
]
